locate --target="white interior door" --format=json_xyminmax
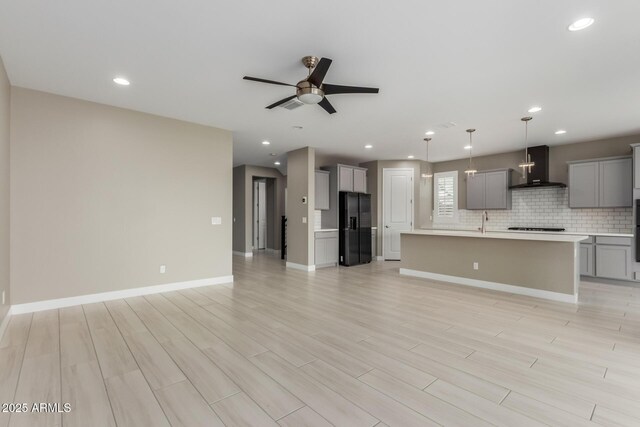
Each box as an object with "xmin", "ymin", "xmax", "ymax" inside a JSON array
[
  {"xmin": 383, "ymin": 168, "xmax": 413, "ymax": 260},
  {"xmin": 253, "ymin": 181, "xmax": 267, "ymax": 249}
]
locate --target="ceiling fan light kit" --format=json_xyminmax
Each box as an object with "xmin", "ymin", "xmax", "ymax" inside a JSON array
[{"xmin": 243, "ymin": 55, "xmax": 379, "ymax": 114}]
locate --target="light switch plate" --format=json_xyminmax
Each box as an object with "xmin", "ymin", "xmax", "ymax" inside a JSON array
[
  {"xmin": 160, "ymin": 265, "xmax": 166, "ymax": 274},
  {"xmin": 473, "ymin": 262, "xmax": 479, "ymax": 270},
  {"xmin": 302, "ymin": 217, "xmax": 307, "ymax": 223},
  {"xmin": 211, "ymin": 216, "xmax": 222, "ymax": 225}
]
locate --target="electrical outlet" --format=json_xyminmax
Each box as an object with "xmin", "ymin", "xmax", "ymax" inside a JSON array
[
  {"xmin": 473, "ymin": 262, "xmax": 479, "ymax": 270},
  {"xmin": 302, "ymin": 216, "xmax": 307, "ymax": 223},
  {"xmin": 160, "ymin": 265, "xmax": 166, "ymax": 274},
  {"xmin": 211, "ymin": 216, "xmax": 222, "ymax": 225}
]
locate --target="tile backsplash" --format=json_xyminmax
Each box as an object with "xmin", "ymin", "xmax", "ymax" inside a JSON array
[{"xmin": 434, "ymin": 187, "xmax": 633, "ymax": 234}]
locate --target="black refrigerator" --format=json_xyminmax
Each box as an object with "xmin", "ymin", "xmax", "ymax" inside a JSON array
[{"xmin": 339, "ymin": 191, "xmax": 372, "ymax": 266}]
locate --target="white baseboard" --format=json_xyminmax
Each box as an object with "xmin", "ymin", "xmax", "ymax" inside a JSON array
[
  {"xmin": 10, "ymin": 275, "xmax": 234, "ymax": 315},
  {"xmin": 399, "ymin": 268, "xmax": 577, "ymax": 304},
  {"xmin": 0, "ymin": 309, "xmax": 12, "ymax": 344},
  {"xmin": 286, "ymin": 262, "xmax": 316, "ymax": 272},
  {"xmin": 232, "ymin": 251, "xmax": 253, "ymax": 257}
]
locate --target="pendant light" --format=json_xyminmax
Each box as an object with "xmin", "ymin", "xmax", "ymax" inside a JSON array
[
  {"xmin": 518, "ymin": 116, "xmax": 535, "ymax": 176},
  {"xmin": 464, "ymin": 129, "xmax": 477, "ymax": 176},
  {"xmin": 421, "ymin": 137, "xmax": 433, "ymax": 179}
]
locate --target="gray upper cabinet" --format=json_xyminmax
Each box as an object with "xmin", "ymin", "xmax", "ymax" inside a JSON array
[
  {"xmin": 337, "ymin": 165, "xmax": 367, "ymax": 193},
  {"xmin": 569, "ymin": 162, "xmax": 599, "ymax": 208},
  {"xmin": 353, "ymin": 168, "xmax": 367, "ymax": 193},
  {"xmin": 599, "ymin": 158, "xmax": 632, "ymax": 207},
  {"xmin": 633, "ymin": 144, "xmax": 640, "ymax": 189},
  {"xmin": 484, "ymin": 171, "xmax": 509, "ymax": 209},
  {"xmin": 315, "ymin": 170, "xmax": 330, "ymax": 210},
  {"xmin": 466, "ymin": 169, "xmax": 512, "ymax": 210},
  {"xmin": 466, "ymin": 173, "xmax": 486, "ymax": 210},
  {"xmin": 568, "ymin": 157, "xmax": 632, "ymax": 208},
  {"xmin": 338, "ymin": 165, "xmax": 354, "ymax": 192}
]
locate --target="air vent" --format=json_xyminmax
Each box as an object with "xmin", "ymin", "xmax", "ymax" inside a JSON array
[
  {"xmin": 438, "ymin": 122, "xmax": 457, "ymax": 129},
  {"xmin": 281, "ymin": 98, "xmax": 304, "ymax": 110}
]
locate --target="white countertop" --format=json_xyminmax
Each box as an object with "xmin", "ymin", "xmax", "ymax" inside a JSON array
[
  {"xmin": 419, "ymin": 228, "xmax": 632, "ymax": 238},
  {"xmin": 403, "ymin": 229, "xmax": 588, "ymax": 243},
  {"xmin": 315, "ymin": 227, "xmax": 377, "ymax": 232}
]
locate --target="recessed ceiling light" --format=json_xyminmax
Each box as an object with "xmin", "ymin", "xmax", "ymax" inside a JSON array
[
  {"xmin": 262, "ymin": 140, "xmax": 270, "ymax": 145},
  {"xmin": 270, "ymin": 153, "xmax": 277, "ymax": 156},
  {"xmin": 292, "ymin": 126, "xmax": 303, "ymax": 130},
  {"xmin": 528, "ymin": 106, "xmax": 542, "ymax": 113},
  {"xmin": 364, "ymin": 144, "xmax": 373, "ymax": 149},
  {"xmin": 555, "ymin": 130, "xmax": 567, "ymax": 135},
  {"xmin": 568, "ymin": 18, "xmax": 595, "ymax": 32},
  {"xmin": 425, "ymin": 131, "xmax": 435, "ymax": 136},
  {"xmin": 113, "ymin": 77, "xmax": 130, "ymax": 86},
  {"xmin": 407, "ymin": 155, "xmax": 415, "ymax": 159},
  {"xmin": 464, "ymin": 145, "xmax": 472, "ymax": 150},
  {"xmin": 274, "ymin": 161, "xmax": 281, "ymax": 165}
]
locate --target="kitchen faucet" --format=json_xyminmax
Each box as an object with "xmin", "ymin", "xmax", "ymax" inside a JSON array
[{"xmin": 479, "ymin": 210, "xmax": 489, "ymax": 234}]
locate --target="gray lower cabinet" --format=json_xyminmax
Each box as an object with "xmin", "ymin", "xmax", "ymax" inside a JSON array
[
  {"xmin": 596, "ymin": 245, "xmax": 631, "ymax": 280},
  {"xmin": 315, "ymin": 170, "xmax": 330, "ymax": 210},
  {"xmin": 568, "ymin": 157, "xmax": 632, "ymax": 208},
  {"xmin": 581, "ymin": 235, "xmax": 632, "ymax": 280},
  {"xmin": 466, "ymin": 169, "xmax": 512, "ymax": 210},
  {"xmin": 579, "ymin": 244, "xmax": 594, "ymax": 276},
  {"xmin": 315, "ymin": 231, "xmax": 338, "ymax": 268}
]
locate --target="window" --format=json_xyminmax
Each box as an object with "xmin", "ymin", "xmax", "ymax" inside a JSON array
[{"xmin": 433, "ymin": 171, "xmax": 458, "ymax": 223}]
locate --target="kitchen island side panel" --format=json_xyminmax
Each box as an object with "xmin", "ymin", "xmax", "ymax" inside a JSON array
[{"xmin": 400, "ymin": 234, "xmax": 578, "ymax": 296}]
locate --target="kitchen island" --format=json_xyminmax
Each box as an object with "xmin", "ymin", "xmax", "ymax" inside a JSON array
[{"xmin": 400, "ymin": 229, "xmax": 588, "ymax": 303}]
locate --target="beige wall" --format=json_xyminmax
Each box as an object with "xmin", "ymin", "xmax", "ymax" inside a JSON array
[
  {"xmin": 286, "ymin": 147, "xmax": 314, "ymax": 266},
  {"xmin": 10, "ymin": 88, "xmax": 233, "ymax": 304},
  {"xmin": 433, "ymin": 135, "xmax": 638, "ymax": 209},
  {"xmin": 0, "ymin": 57, "xmax": 10, "ymax": 322}
]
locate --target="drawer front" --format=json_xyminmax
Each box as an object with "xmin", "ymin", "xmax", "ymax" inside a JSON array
[
  {"xmin": 315, "ymin": 231, "xmax": 339, "ymax": 240},
  {"xmin": 595, "ymin": 236, "xmax": 632, "ymax": 246}
]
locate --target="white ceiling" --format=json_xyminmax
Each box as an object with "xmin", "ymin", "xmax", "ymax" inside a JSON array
[{"xmin": 1, "ymin": 0, "xmax": 639, "ymax": 168}]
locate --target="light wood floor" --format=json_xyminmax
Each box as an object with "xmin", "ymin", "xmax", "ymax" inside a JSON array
[{"xmin": 2, "ymin": 253, "xmax": 640, "ymax": 427}]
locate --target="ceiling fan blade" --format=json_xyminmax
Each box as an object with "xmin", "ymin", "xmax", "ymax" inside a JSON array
[
  {"xmin": 323, "ymin": 83, "xmax": 379, "ymax": 95},
  {"xmin": 307, "ymin": 57, "xmax": 333, "ymax": 87},
  {"xmin": 266, "ymin": 95, "xmax": 297, "ymax": 109},
  {"xmin": 243, "ymin": 76, "xmax": 296, "ymax": 87},
  {"xmin": 318, "ymin": 97, "xmax": 336, "ymax": 114}
]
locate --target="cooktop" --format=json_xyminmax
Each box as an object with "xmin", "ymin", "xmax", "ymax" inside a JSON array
[{"xmin": 508, "ymin": 227, "xmax": 566, "ymax": 232}]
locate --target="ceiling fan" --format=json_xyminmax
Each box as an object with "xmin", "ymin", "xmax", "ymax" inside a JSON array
[{"xmin": 243, "ymin": 56, "xmax": 379, "ymax": 114}]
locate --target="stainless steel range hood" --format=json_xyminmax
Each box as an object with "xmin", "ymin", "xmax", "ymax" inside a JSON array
[{"xmin": 509, "ymin": 145, "xmax": 567, "ymax": 189}]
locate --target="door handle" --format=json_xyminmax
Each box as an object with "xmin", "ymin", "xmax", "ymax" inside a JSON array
[{"xmin": 385, "ymin": 225, "xmax": 390, "ymax": 228}]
